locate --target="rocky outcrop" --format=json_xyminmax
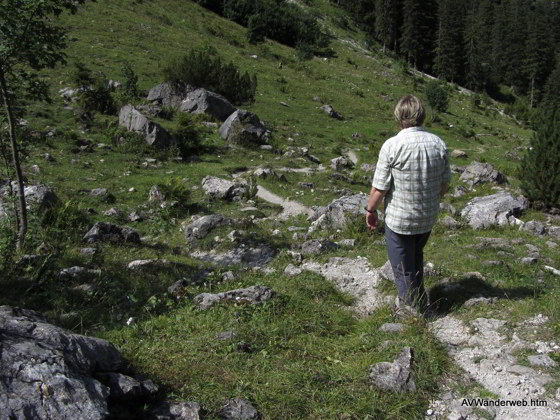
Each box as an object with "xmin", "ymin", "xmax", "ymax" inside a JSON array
[
  {"xmin": 219, "ymin": 110, "xmax": 269, "ymax": 145},
  {"xmin": 0, "ymin": 306, "xmax": 157, "ymax": 420},
  {"xmin": 194, "ymin": 285, "xmax": 275, "ymax": 310},
  {"xmin": 320, "ymin": 104, "xmax": 343, "ymax": 120},
  {"xmin": 83, "ymin": 222, "xmax": 141, "ymax": 244},
  {"xmin": 201, "ymin": 176, "xmax": 246, "ymax": 201},
  {"xmin": 147, "ymin": 82, "xmax": 193, "ymax": 108},
  {"xmin": 331, "ymin": 156, "xmax": 354, "ymax": 171},
  {"xmin": 180, "ymin": 88, "xmax": 236, "ymax": 121},
  {"xmin": 301, "ymin": 257, "xmax": 384, "ymax": 315},
  {"xmin": 461, "ymin": 192, "xmax": 528, "ymax": 229},
  {"xmin": 459, "ymin": 161, "xmax": 507, "ymax": 186},
  {"xmin": 183, "ymin": 215, "xmax": 230, "ymax": 241},
  {"xmin": 309, "ymin": 193, "xmax": 369, "ymax": 229},
  {"xmin": 190, "ymin": 245, "xmax": 276, "ymax": 268},
  {"xmin": 118, "ymin": 105, "xmax": 173, "ymax": 148},
  {"xmin": 301, "ymin": 239, "xmax": 339, "ymax": 256},
  {"xmin": 369, "ymin": 347, "xmax": 416, "ymax": 392},
  {"xmin": 0, "ymin": 183, "xmax": 58, "ymax": 217}
]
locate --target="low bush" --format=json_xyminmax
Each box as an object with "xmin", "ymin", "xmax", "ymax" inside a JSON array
[
  {"xmin": 163, "ymin": 47, "xmax": 257, "ymax": 104},
  {"xmin": 71, "ymin": 63, "xmax": 116, "ymax": 124},
  {"xmin": 425, "ymin": 81, "xmax": 449, "ymax": 113},
  {"xmin": 172, "ymin": 113, "xmax": 203, "ymax": 158}
]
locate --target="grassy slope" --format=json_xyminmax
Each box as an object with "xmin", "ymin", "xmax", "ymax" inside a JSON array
[{"xmin": 2, "ymin": 0, "xmax": 559, "ymax": 418}]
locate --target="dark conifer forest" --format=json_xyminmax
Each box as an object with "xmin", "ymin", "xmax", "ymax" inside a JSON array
[{"xmin": 332, "ymin": 0, "xmax": 560, "ymax": 108}]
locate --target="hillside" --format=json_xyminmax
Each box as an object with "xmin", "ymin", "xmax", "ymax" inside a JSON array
[{"xmin": 1, "ymin": 0, "xmax": 559, "ymax": 419}]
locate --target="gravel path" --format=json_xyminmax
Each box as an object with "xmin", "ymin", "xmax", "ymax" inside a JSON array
[{"xmin": 256, "ymin": 185, "xmax": 313, "ymax": 219}]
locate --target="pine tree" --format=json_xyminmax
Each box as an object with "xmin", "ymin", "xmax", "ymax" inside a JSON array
[
  {"xmin": 434, "ymin": 0, "xmax": 466, "ymax": 83},
  {"xmin": 375, "ymin": 0, "xmax": 400, "ymax": 52},
  {"xmin": 463, "ymin": 0, "xmax": 486, "ymax": 90},
  {"xmin": 524, "ymin": 2, "xmax": 556, "ymax": 107},
  {"xmin": 520, "ymin": 106, "xmax": 560, "ymax": 207},
  {"xmin": 400, "ymin": 0, "xmax": 437, "ymax": 70},
  {"xmin": 541, "ymin": 56, "xmax": 560, "ymax": 110}
]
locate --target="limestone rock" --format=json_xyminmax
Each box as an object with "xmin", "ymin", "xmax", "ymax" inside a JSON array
[
  {"xmin": 219, "ymin": 397, "xmax": 260, "ymax": 420},
  {"xmin": 201, "ymin": 176, "xmax": 246, "ymax": 201},
  {"xmin": 284, "ymin": 264, "xmax": 303, "ymax": 277},
  {"xmin": 149, "ymin": 401, "xmax": 203, "ymax": 420},
  {"xmin": 220, "ymin": 110, "xmax": 269, "ymax": 145},
  {"xmin": 380, "ymin": 323, "xmax": 406, "ymax": 333},
  {"xmin": 194, "ymin": 285, "xmax": 275, "ymax": 310},
  {"xmin": 459, "ymin": 161, "xmax": 507, "ymax": 186},
  {"xmin": 440, "ymin": 215, "xmax": 459, "ymax": 229},
  {"xmin": 460, "ymin": 192, "xmax": 528, "ymax": 229},
  {"xmin": 331, "ymin": 156, "xmax": 354, "ymax": 171},
  {"xmin": 521, "ymin": 220, "xmax": 547, "ymax": 236},
  {"xmin": 320, "ymin": 104, "xmax": 343, "ymax": 120},
  {"xmin": 118, "ymin": 104, "xmax": 173, "ymax": 148},
  {"xmin": 183, "ymin": 215, "xmax": 230, "ymax": 241},
  {"xmin": 309, "ymin": 193, "xmax": 369, "ymax": 229},
  {"xmin": 190, "ymin": 245, "xmax": 276, "ymax": 268},
  {"xmin": 180, "ymin": 88, "xmax": 236, "ymax": 121},
  {"xmin": 369, "ymin": 347, "xmax": 416, "ymax": 392},
  {"xmin": 301, "ymin": 239, "xmax": 339, "ymax": 256},
  {"xmin": 147, "ymin": 82, "xmax": 193, "ymax": 108},
  {"xmin": 528, "ymin": 355, "xmax": 557, "ymax": 368},
  {"xmin": 83, "ymin": 222, "xmax": 141, "ymax": 244}
]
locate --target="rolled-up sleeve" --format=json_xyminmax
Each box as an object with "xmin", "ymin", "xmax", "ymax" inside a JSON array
[{"xmin": 372, "ymin": 144, "xmax": 392, "ymax": 190}]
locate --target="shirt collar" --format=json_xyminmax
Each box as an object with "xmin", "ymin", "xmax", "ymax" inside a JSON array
[{"xmin": 398, "ymin": 126, "xmax": 424, "ymax": 135}]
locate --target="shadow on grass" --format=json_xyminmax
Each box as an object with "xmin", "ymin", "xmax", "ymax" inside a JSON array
[{"xmin": 428, "ymin": 274, "xmax": 539, "ymax": 316}]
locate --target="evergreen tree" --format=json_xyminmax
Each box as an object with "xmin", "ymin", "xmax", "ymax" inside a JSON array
[
  {"xmin": 524, "ymin": 2, "xmax": 556, "ymax": 107},
  {"xmin": 400, "ymin": 0, "xmax": 437, "ymax": 70},
  {"xmin": 463, "ymin": 0, "xmax": 486, "ymax": 90},
  {"xmin": 434, "ymin": 0, "xmax": 466, "ymax": 83},
  {"xmin": 520, "ymin": 106, "xmax": 560, "ymax": 208},
  {"xmin": 375, "ymin": 0, "xmax": 400, "ymax": 52},
  {"xmin": 541, "ymin": 56, "xmax": 560, "ymax": 110}
]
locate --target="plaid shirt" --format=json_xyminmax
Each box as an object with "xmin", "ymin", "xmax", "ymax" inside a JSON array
[{"xmin": 372, "ymin": 127, "xmax": 451, "ymax": 235}]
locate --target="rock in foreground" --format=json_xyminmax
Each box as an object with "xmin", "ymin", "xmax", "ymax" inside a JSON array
[
  {"xmin": 461, "ymin": 192, "xmax": 528, "ymax": 229},
  {"xmin": 369, "ymin": 347, "xmax": 416, "ymax": 392}
]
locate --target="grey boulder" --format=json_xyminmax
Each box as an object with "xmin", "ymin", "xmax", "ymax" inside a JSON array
[
  {"xmin": 301, "ymin": 239, "xmax": 339, "ymax": 256},
  {"xmin": 149, "ymin": 401, "xmax": 203, "ymax": 420},
  {"xmin": 194, "ymin": 285, "xmax": 275, "ymax": 310},
  {"xmin": 183, "ymin": 214, "xmax": 230, "ymax": 241},
  {"xmin": 219, "ymin": 398, "xmax": 260, "ymax": 420},
  {"xmin": 521, "ymin": 220, "xmax": 547, "ymax": 236},
  {"xmin": 201, "ymin": 176, "xmax": 246, "ymax": 201},
  {"xmin": 310, "ymin": 194, "xmax": 369, "ymax": 229},
  {"xmin": 320, "ymin": 104, "xmax": 343, "ymax": 120},
  {"xmin": 180, "ymin": 88, "xmax": 236, "ymax": 121},
  {"xmin": 220, "ymin": 110, "xmax": 269, "ymax": 145},
  {"xmin": 459, "ymin": 161, "xmax": 507, "ymax": 186},
  {"xmin": 461, "ymin": 192, "xmax": 528, "ymax": 229},
  {"xmin": 147, "ymin": 82, "xmax": 193, "ymax": 108},
  {"xmin": 369, "ymin": 347, "xmax": 416, "ymax": 392},
  {"xmin": 331, "ymin": 156, "xmax": 354, "ymax": 171},
  {"xmin": 83, "ymin": 222, "xmax": 141, "ymax": 244},
  {"xmin": 119, "ymin": 104, "xmax": 173, "ymax": 148}
]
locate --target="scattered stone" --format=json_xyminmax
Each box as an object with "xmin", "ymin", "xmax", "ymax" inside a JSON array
[
  {"xmin": 220, "ymin": 110, "xmax": 269, "ymax": 145},
  {"xmin": 440, "ymin": 202, "xmax": 457, "ymax": 216},
  {"xmin": 284, "ymin": 264, "xmax": 303, "ymax": 277},
  {"xmin": 521, "ymin": 220, "xmax": 547, "ymax": 236},
  {"xmin": 180, "ymin": 88, "xmax": 236, "ymax": 121},
  {"xmin": 59, "ymin": 266, "xmax": 101, "ymax": 280},
  {"xmin": 104, "ymin": 207, "xmax": 123, "ymax": 217},
  {"xmin": 119, "ymin": 104, "xmax": 173, "ymax": 148},
  {"xmin": 149, "ymin": 401, "xmax": 203, "ymax": 420},
  {"xmin": 528, "ymin": 355, "xmax": 557, "ymax": 368},
  {"xmin": 80, "ymin": 247, "xmax": 97, "ymax": 256},
  {"xmin": 219, "ymin": 397, "xmax": 260, "ymax": 420},
  {"xmin": 331, "ymin": 156, "xmax": 354, "ymax": 171},
  {"xmin": 320, "ymin": 104, "xmax": 343, "ymax": 120},
  {"xmin": 450, "ymin": 149, "xmax": 468, "ymax": 158},
  {"xmin": 548, "ymin": 226, "xmax": 560, "ymax": 240},
  {"xmin": 519, "ymin": 257, "xmax": 538, "ymax": 264},
  {"xmin": 183, "ymin": 215, "xmax": 230, "ymax": 241},
  {"xmin": 380, "ymin": 323, "xmax": 406, "ymax": 333},
  {"xmin": 222, "ymin": 271, "xmax": 235, "ymax": 281},
  {"xmin": 95, "ymin": 372, "xmax": 145, "ymax": 402},
  {"xmin": 337, "ymin": 239, "xmax": 356, "ymax": 247},
  {"xmin": 459, "ymin": 161, "xmax": 507, "ymax": 186},
  {"xmin": 544, "ymin": 266, "xmax": 560, "ymax": 276},
  {"xmin": 83, "ymin": 222, "xmax": 141, "ymax": 244},
  {"xmin": 460, "ymin": 192, "xmax": 528, "ymax": 229},
  {"xmin": 90, "ymin": 188, "xmax": 116, "ymax": 203},
  {"xmin": 546, "ymin": 241, "xmax": 558, "ymax": 249},
  {"xmin": 216, "ymin": 331, "xmax": 237, "ymax": 341},
  {"xmin": 149, "ymin": 185, "xmax": 166, "ymax": 202},
  {"xmin": 127, "ymin": 259, "xmax": 171, "ymax": 270},
  {"xmin": 227, "ymin": 230, "xmax": 242, "ymax": 242},
  {"xmin": 301, "ymin": 257, "xmax": 384, "ymax": 315},
  {"xmin": 190, "ymin": 245, "xmax": 276, "ymax": 268},
  {"xmin": 128, "ymin": 211, "xmax": 143, "ymax": 222},
  {"xmin": 201, "ymin": 176, "xmax": 246, "ymax": 201},
  {"xmin": 451, "ymin": 185, "xmax": 468, "ymax": 198},
  {"xmin": 440, "ymin": 215, "xmax": 459, "ymax": 229},
  {"xmin": 301, "ymin": 239, "xmax": 339, "ymax": 256},
  {"xmin": 463, "ymin": 296, "xmax": 497, "ymax": 307},
  {"xmin": 369, "ymin": 347, "xmax": 416, "ymax": 392},
  {"xmin": 194, "ymin": 285, "xmax": 275, "ymax": 310}
]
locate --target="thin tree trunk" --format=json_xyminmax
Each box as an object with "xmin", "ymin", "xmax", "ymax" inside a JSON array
[{"xmin": 0, "ymin": 70, "xmax": 27, "ymax": 251}]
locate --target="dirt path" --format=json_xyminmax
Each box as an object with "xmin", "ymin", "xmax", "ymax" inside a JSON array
[{"xmin": 257, "ymin": 185, "xmax": 313, "ymax": 220}]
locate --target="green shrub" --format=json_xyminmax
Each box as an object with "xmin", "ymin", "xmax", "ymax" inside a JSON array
[
  {"xmin": 163, "ymin": 47, "xmax": 257, "ymax": 104},
  {"xmin": 118, "ymin": 61, "xmax": 139, "ymax": 102},
  {"xmin": 519, "ymin": 107, "xmax": 560, "ymax": 208},
  {"xmin": 71, "ymin": 63, "xmax": 116, "ymax": 124},
  {"xmin": 425, "ymin": 80, "xmax": 449, "ymax": 113},
  {"xmin": 173, "ymin": 113, "xmax": 202, "ymax": 158}
]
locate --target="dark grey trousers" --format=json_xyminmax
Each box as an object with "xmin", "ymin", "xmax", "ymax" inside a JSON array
[{"xmin": 385, "ymin": 226, "xmax": 431, "ymax": 308}]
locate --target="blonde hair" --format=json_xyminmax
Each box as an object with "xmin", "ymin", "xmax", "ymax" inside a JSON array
[{"xmin": 394, "ymin": 95, "xmax": 425, "ymax": 128}]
